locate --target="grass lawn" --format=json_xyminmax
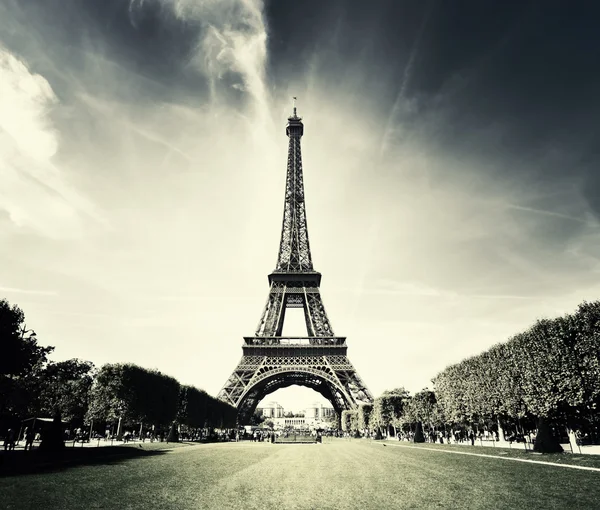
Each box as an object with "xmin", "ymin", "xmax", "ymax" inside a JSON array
[
  {"xmin": 382, "ymin": 440, "xmax": 600, "ymax": 469},
  {"xmin": 1, "ymin": 439, "xmax": 599, "ymax": 509}
]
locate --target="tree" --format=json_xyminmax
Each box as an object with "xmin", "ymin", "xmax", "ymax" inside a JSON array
[
  {"xmin": 430, "ymin": 300, "xmax": 600, "ymax": 450},
  {"xmin": 534, "ymin": 418, "xmax": 563, "ymax": 454},
  {"xmin": 341, "ymin": 410, "xmax": 358, "ymax": 435},
  {"xmin": 324, "ymin": 413, "xmax": 339, "ymax": 431},
  {"xmin": 87, "ymin": 363, "xmax": 180, "ymax": 432},
  {"xmin": 372, "ymin": 388, "xmax": 411, "ymax": 437},
  {"xmin": 0, "ymin": 299, "xmax": 53, "ymax": 418},
  {"xmin": 572, "ymin": 301, "xmax": 600, "ymax": 435},
  {"xmin": 357, "ymin": 404, "xmax": 372, "ymax": 435},
  {"xmin": 413, "ymin": 421, "xmax": 425, "ymax": 443},
  {"xmin": 36, "ymin": 359, "xmax": 94, "ymax": 425},
  {"xmin": 86, "ymin": 364, "xmax": 127, "ymax": 424},
  {"xmin": 179, "ymin": 386, "xmax": 209, "ymax": 429},
  {"xmin": 0, "ymin": 299, "xmax": 53, "ymax": 377},
  {"xmin": 250, "ymin": 409, "xmax": 265, "ymax": 426},
  {"xmin": 39, "ymin": 412, "xmax": 65, "ymax": 452},
  {"xmin": 205, "ymin": 397, "xmax": 236, "ymax": 429},
  {"xmin": 406, "ymin": 390, "xmax": 441, "ymax": 439}
]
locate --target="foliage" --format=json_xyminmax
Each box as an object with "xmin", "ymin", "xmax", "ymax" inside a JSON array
[
  {"xmin": 357, "ymin": 404, "xmax": 372, "ymax": 431},
  {"xmin": 371, "ymin": 388, "xmax": 411, "ymax": 433},
  {"xmin": 0, "ymin": 299, "xmax": 54, "ymax": 419},
  {"xmin": 432, "ymin": 300, "xmax": 600, "ymax": 439},
  {"xmin": 179, "ymin": 386, "xmax": 209, "ymax": 428},
  {"xmin": 324, "ymin": 412, "xmax": 339, "ymax": 430},
  {"xmin": 341, "ymin": 410, "xmax": 357, "ymax": 433},
  {"xmin": 406, "ymin": 390, "xmax": 442, "ymax": 431},
  {"xmin": 249, "ymin": 409, "xmax": 265, "ymax": 426},
  {"xmin": 36, "ymin": 359, "xmax": 95, "ymax": 424},
  {"xmin": 0, "ymin": 299, "xmax": 53, "ymax": 377},
  {"xmin": 205, "ymin": 396, "xmax": 237, "ymax": 429},
  {"xmin": 87, "ymin": 363, "xmax": 180, "ymax": 427},
  {"xmin": 86, "ymin": 364, "xmax": 125, "ymax": 423}
]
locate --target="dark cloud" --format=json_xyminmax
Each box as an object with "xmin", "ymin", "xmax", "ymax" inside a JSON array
[
  {"xmin": 0, "ymin": 0, "xmax": 209, "ymax": 103},
  {"xmin": 265, "ymin": 0, "xmax": 600, "ymax": 213}
]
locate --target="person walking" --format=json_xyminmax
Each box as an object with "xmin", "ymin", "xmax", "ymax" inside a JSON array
[
  {"xmin": 3, "ymin": 428, "xmax": 16, "ymax": 451},
  {"xmin": 25, "ymin": 427, "xmax": 35, "ymax": 451}
]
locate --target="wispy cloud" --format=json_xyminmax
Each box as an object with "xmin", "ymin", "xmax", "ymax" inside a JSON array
[
  {"xmin": 368, "ymin": 280, "xmax": 456, "ymax": 298},
  {"xmin": 379, "ymin": 1, "xmax": 435, "ymax": 156},
  {"xmin": 0, "ymin": 286, "xmax": 58, "ymax": 296},
  {"xmin": 77, "ymin": 92, "xmax": 193, "ymax": 164},
  {"xmin": 505, "ymin": 203, "xmax": 599, "ymax": 228},
  {"xmin": 0, "ymin": 47, "xmax": 105, "ymax": 238},
  {"xmin": 360, "ymin": 281, "xmax": 534, "ymax": 301},
  {"xmin": 159, "ymin": 0, "xmax": 270, "ymax": 120}
]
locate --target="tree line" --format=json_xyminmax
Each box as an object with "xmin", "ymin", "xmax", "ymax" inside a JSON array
[
  {"xmin": 342, "ymin": 301, "xmax": 600, "ymax": 452},
  {"xmin": 0, "ymin": 299, "xmax": 236, "ymax": 439}
]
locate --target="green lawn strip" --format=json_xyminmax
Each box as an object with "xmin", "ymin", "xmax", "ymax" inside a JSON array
[
  {"xmin": 0, "ymin": 443, "xmax": 275, "ymax": 510},
  {"xmin": 380, "ymin": 439, "xmax": 600, "ymax": 469},
  {"xmin": 367, "ymin": 440, "xmax": 600, "ymax": 510},
  {"xmin": 1, "ymin": 441, "xmax": 599, "ymax": 510}
]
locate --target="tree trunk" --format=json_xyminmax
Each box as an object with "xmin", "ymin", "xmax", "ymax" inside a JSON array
[
  {"xmin": 116, "ymin": 416, "xmax": 122, "ymax": 440},
  {"xmin": 167, "ymin": 421, "xmax": 179, "ymax": 443},
  {"xmin": 39, "ymin": 412, "xmax": 65, "ymax": 452},
  {"xmin": 566, "ymin": 427, "xmax": 579, "ymax": 454},
  {"xmin": 497, "ymin": 419, "xmax": 508, "ymax": 443},
  {"xmin": 413, "ymin": 422, "xmax": 425, "ymax": 443},
  {"xmin": 533, "ymin": 417, "xmax": 563, "ymax": 453}
]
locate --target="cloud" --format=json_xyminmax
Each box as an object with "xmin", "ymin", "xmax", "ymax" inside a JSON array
[
  {"xmin": 380, "ymin": 1, "xmax": 435, "ymax": 157},
  {"xmin": 0, "ymin": 286, "xmax": 58, "ymax": 296},
  {"xmin": 77, "ymin": 92, "xmax": 193, "ymax": 164},
  {"xmin": 0, "ymin": 47, "xmax": 104, "ymax": 238},
  {"xmin": 0, "ymin": 48, "xmax": 57, "ymax": 162},
  {"xmin": 161, "ymin": 0, "xmax": 272, "ymax": 135},
  {"xmin": 504, "ymin": 203, "xmax": 599, "ymax": 228},
  {"xmin": 368, "ymin": 280, "xmax": 456, "ymax": 298},
  {"xmin": 362, "ymin": 280, "xmax": 535, "ymax": 301}
]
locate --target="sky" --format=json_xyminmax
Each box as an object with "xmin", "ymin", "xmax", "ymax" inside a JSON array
[{"xmin": 1, "ymin": 0, "xmax": 600, "ymax": 412}]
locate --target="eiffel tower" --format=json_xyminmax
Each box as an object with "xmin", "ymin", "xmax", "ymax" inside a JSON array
[{"xmin": 218, "ymin": 101, "xmax": 373, "ymax": 423}]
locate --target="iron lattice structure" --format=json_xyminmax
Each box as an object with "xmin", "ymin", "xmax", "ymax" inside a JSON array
[{"xmin": 218, "ymin": 105, "xmax": 373, "ymax": 423}]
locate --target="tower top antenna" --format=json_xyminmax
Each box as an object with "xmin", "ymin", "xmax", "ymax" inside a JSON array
[{"xmin": 293, "ymin": 96, "xmax": 297, "ymax": 117}]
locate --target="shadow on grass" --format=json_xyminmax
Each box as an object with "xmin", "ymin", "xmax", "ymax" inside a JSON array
[{"xmin": 0, "ymin": 446, "xmax": 170, "ymax": 477}]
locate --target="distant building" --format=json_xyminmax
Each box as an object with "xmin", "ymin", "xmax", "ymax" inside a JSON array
[
  {"xmin": 268, "ymin": 403, "xmax": 336, "ymax": 430},
  {"xmin": 304, "ymin": 402, "xmax": 336, "ymax": 421},
  {"xmin": 256, "ymin": 401, "xmax": 285, "ymax": 418},
  {"xmin": 256, "ymin": 401, "xmax": 336, "ymax": 429},
  {"xmin": 274, "ymin": 417, "xmax": 309, "ymax": 429}
]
